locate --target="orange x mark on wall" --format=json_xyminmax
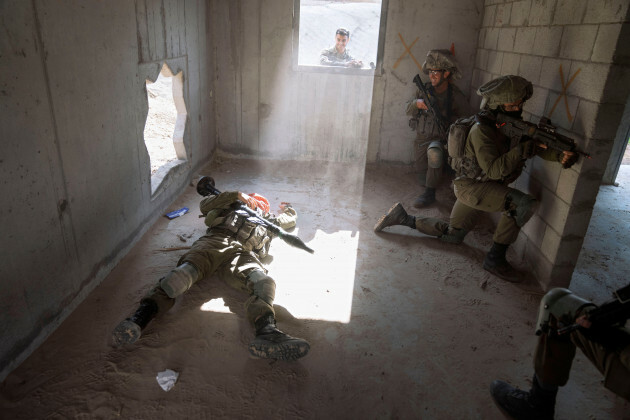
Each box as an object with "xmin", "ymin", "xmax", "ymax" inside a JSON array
[
  {"xmin": 393, "ymin": 33, "xmax": 422, "ymax": 70},
  {"xmin": 549, "ymin": 64, "xmax": 581, "ymax": 122}
]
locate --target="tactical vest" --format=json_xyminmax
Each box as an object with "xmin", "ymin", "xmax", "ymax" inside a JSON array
[{"xmin": 208, "ymin": 209, "xmax": 273, "ymax": 258}]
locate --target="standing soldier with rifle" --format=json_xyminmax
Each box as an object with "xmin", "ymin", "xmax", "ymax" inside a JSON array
[
  {"xmin": 112, "ymin": 177, "xmax": 311, "ymax": 361},
  {"xmin": 376, "ymin": 75, "xmax": 581, "ymax": 283},
  {"xmin": 490, "ymin": 284, "xmax": 630, "ymax": 419},
  {"xmin": 406, "ymin": 49, "xmax": 471, "ymax": 207}
]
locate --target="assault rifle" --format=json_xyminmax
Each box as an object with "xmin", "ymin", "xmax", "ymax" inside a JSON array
[
  {"xmin": 496, "ymin": 113, "xmax": 591, "ymax": 162},
  {"xmin": 558, "ymin": 284, "xmax": 630, "ymax": 335},
  {"xmin": 196, "ymin": 176, "xmax": 314, "ymax": 254},
  {"xmin": 412, "ymin": 74, "xmax": 448, "ymax": 138}
]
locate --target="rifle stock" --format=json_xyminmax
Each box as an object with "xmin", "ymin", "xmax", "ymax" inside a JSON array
[{"xmin": 196, "ymin": 176, "xmax": 314, "ymax": 254}]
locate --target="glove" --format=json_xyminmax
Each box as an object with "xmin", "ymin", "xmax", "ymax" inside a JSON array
[{"xmin": 561, "ymin": 152, "xmax": 579, "ymax": 169}]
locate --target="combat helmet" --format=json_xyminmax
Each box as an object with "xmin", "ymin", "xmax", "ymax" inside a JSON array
[
  {"xmin": 477, "ymin": 75, "xmax": 533, "ymax": 110},
  {"xmin": 422, "ymin": 49, "xmax": 461, "ymax": 80}
]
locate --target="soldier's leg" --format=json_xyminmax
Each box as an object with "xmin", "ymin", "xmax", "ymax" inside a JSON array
[
  {"xmin": 112, "ymin": 285, "xmax": 174, "ymax": 346},
  {"xmin": 490, "ymin": 290, "xmax": 581, "ymax": 419},
  {"xmin": 112, "ymin": 235, "xmax": 227, "ymax": 346},
  {"xmin": 374, "ymin": 202, "xmax": 449, "ymax": 238},
  {"xmin": 413, "ymin": 139, "xmax": 438, "ymax": 208},
  {"xmin": 414, "ymin": 139, "xmax": 430, "ymax": 186},
  {"xmin": 455, "ymin": 181, "xmax": 531, "ymax": 282},
  {"xmin": 159, "ymin": 234, "xmax": 233, "ymax": 298},
  {"xmin": 224, "ymin": 251, "xmax": 310, "ymax": 360},
  {"xmin": 442, "ymin": 199, "xmax": 480, "ymax": 244}
]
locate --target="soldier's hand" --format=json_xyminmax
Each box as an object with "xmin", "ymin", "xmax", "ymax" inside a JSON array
[
  {"xmin": 238, "ymin": 192, "xmax": 258, "ymax": 210},
  {"xmin": 416, "ymin": 99, "xmax": 428, "ymax": 110},
  {"xmin": 576, "ymin": 314, "xmax": 592, "ymax": 329},
  {"xmin": 561, "ymin": 151, "xmax": 578, "ymax": 169}
]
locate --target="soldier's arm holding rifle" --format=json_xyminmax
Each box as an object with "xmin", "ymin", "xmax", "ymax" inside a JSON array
[{"xmin": 496, "ymin": 113, "xmax": 589, "ymax": 168}]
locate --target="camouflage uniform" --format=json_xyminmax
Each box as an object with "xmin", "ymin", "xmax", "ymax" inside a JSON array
[
  {"xmin": 448, "ymin": 112, "xmax": 562, "ymax": 244},
  {"xmin": 114, "ymin": 190, "xmax": 310, "ymax": 360},
  {"xmin": 320, "ymin": 46, "xmax": 357, "ymax": 66},
  {"xmin": 534, "ymin": 323, "xmax": 630, "ymax": 401},
  {"xmin": 407, "ymin": 50, "xmax": 471, "ymax": 205},
  {"xmin": 147, "ymin": 191, "xmax": 297, "ymax": 325},
  {"xmin": 491, "ymin": 287, "xmax": 630, "ymax": 419},
  {"xmin": 375, "ymin": 75, "xmax": 578, "ymax": 283}
]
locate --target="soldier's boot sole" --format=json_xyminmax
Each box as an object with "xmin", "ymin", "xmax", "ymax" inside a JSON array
[
  {"xmin": 248, "ymin": 334, "xmax": 310, "ymax": 361},
  {"xmin": 374, "ymin": 202, "xmax": 407, "ymax": 232},
  {"xmin": 112, "ymin": 320, "xmax": 142, "ymax": 346}
]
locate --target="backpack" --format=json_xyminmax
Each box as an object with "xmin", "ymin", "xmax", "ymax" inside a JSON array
[
  {"xmin": 447, "ymin": 115, "xmax": 487, "ymax": 180},
  {"xmin": 447, "ymin": 115, "xmax": 476, "ymax": 158}
]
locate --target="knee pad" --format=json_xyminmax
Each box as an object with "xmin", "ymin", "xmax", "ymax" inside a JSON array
[
  {"xmin": 247, "ymin": 270, "xmax": 276, "ymax": 306},
  {"xmin": 506, "ymin": 190, "xmax": 538, "ymax": 227},
  {"xmin": 427, "ymin": 140, "xmax": 444, "ymax": 169},
  {"xmin": 159, "ymin": 262, "xmax": 200, "ymax": 298},
  {"xmin": 535, "ymin": 288, "xmax": 596, "ymax": 335}
]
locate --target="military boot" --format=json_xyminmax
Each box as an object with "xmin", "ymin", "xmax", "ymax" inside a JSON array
[
  {"xmin": 483, "ymin": 242, "xmax": 523, "ymax": 283},
  {"xmin": 248, "ymin": 315, "xmax": 310, "ymax": 361},
  {"xmin": 413, "ymin": 187, "xmax": 436, "ymax": 208},
  {"xmin": 490, "ymin": 375, "xmax": 557, "ymax": 420},
  {"xmin": 112, "ymin": 299, "xmax": 158, "ymax": 346},
  {"xmin": 374, "ymin": 203, "xmax": 416, "ymax": 232}
]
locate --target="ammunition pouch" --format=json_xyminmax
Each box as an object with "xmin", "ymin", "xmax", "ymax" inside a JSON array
[
  {"xmin": 211, "ymin": 210, "xmax": 273, "ymax": 258},
  {"xmin": 450, "ymin": 156, "xmax": 484, "ymax": 180}
]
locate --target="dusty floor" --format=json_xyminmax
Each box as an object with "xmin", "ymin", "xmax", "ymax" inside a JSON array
[{"xmin": 0, "ymin": 157, "xmax": 629, "ymax": 419}]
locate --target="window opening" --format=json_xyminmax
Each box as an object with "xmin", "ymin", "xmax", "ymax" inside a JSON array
[
  {"xmin": 144, "ymin": 63, "xmax": 188, "ymax": 195},
  {"xmin": 295, "ymin": 0, "xmax": 386, "ymax": 73}
]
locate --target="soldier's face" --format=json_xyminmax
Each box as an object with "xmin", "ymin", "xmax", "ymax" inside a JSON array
[
  {"xmin": 335, "ymin": 34, "xmax": 349, "ymax": 53},
  {"xmin": 428, "ymin": 69, "xmax": 450, "ymax": 88}
]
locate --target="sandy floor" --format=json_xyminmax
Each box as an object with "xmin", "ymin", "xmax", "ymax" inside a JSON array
[{"xmin": 0, "ymin": 157, "xmax": 628, "ymax": 419}]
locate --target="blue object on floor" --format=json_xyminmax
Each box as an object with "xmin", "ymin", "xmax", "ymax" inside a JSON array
[{"xmin": 165, "ymin": 207, "xmax": 189, "ymax": 219}]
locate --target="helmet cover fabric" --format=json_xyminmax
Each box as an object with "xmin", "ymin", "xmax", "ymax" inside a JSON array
[
  {"xmin": 422, "ymin": 49, "xmax": 462, "ymax": 80},
  {"xmin": 476, "ymin": 75, "xmax": 533, "ymax": 110}
]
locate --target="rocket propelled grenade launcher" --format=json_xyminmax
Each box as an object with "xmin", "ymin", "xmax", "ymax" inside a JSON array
[{"xmin": 196, "ymin": 176, "xmax": 314, "ymax": 254}]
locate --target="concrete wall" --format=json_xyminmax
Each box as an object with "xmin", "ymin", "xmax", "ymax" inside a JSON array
[
  {"xmin": 368, "ymin": 0, "xmax": 485, "ymax": 162},
  {"xmin": 211, "ymin": 0, "xmax": 485, "ymax": 163},
  {"xmin": 0, "ymin": 0, "xmax": 214, "ymax": 382},
  {"xmin": 472, "ymin": 0, "xmax": 630, "ymax": 289}
]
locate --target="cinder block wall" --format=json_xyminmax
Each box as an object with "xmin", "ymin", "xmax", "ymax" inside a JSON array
[{"xmin": 471, "ymin": 0, "xmax": 630, "ymax": 289}]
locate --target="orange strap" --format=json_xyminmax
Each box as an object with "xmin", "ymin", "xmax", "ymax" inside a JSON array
[{"xmin": 248, "ymin": 193, "xmax": 270, "ymax": 215}]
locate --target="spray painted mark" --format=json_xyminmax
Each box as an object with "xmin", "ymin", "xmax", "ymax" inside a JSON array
[
  {"xmin": 393, "ymin": 33, "xmax": 421, "ymax": 70},
  {"xmin": 549, "ymin": 64, "xmax": 581, "ymax": 122}
]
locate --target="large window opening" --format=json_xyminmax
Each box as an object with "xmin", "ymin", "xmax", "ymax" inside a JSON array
[
  {"xmin": 144, "ymin": 63, "xmax": 188, "ymax": 195},
  {"xmin": 294, "ymin": 0, "xmax": 386, "ymax": 73}
]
